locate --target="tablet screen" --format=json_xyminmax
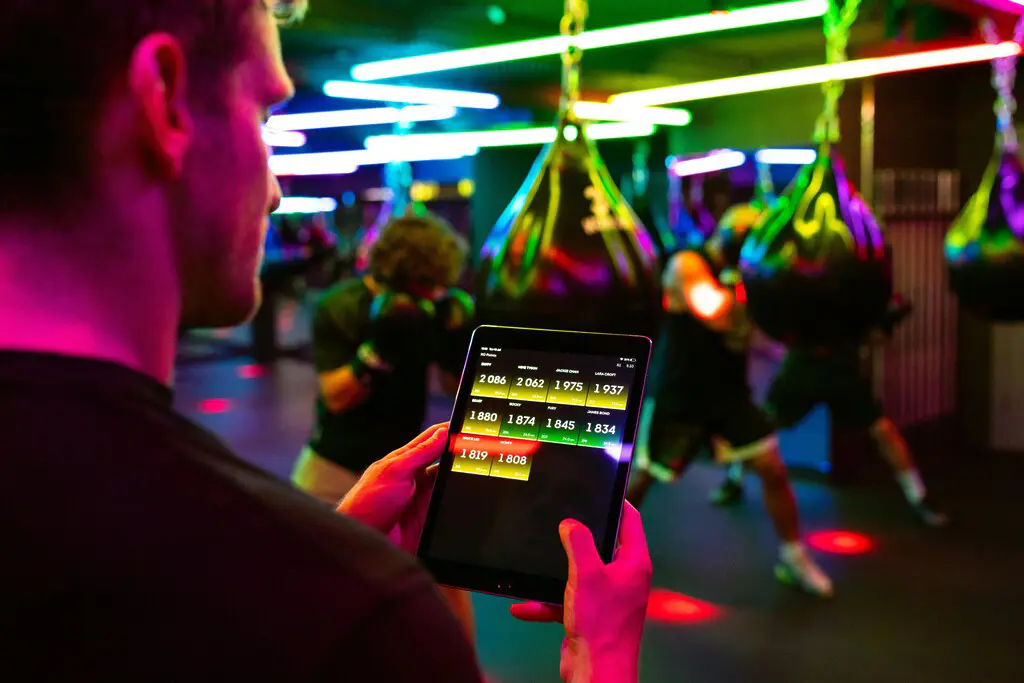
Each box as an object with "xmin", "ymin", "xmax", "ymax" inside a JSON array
[{"xmin": 419, "ymin": 328, "xmax": 649, "ymax": 594}]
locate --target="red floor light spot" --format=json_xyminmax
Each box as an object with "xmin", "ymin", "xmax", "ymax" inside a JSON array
[
  {"xmin": 236, "ymin": 364, "xmax": 266, "ymax": 379},
  {"xmin": 806, "ymin": 530, "xmax": 874, "ymax": 555},
  {"xmin": 197, "ymin": 398, "xmax": 233, "ymax": 414},
  {"xmin": 646, "ymin": 589, "xmax": 721, "ymax": 625}
]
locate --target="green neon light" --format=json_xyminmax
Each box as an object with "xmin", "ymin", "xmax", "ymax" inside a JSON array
[{"xmin": 350, "ymin": 0, "xmax": 828, "ymax": 81}]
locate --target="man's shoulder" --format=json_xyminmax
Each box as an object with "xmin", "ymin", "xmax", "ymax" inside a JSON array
[
  {"xmin": 4, "ymin": 394, "xmax": 429, "ymax": 609},
  {"xmin": 318, "ymin": 278, "xmax": 369, "ymax": 311}
]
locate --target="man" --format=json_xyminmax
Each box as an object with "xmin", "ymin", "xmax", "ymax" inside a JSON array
[
  {"xmin": 0, "ymin": 2, "xmax": 652, "ymax": 681},
  {"xmin": 292, "ymin": 211, "xmax": 477, "ymax": 638},
  {"xmin": 293, "ymin": 212, "xmax": 473, "ymax": 501},
  {"xmin": 626, "ymin": 205, "xmax": 834, "ymax": 598},
  {"xmin": 709, "ymin": 296, "xmax": 950, "ymax": 527}
]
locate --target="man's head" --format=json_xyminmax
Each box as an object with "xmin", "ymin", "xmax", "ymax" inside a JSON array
[
  {"xmin": 369, "ymin": 214, "xmax": 469, "ymax": 300},
  {"xmin": 0, "ymin": 1, "xmax": 305, "ymax": 328}
]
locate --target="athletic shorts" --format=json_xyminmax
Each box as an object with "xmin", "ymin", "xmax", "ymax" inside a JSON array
[
  {"xmin": 766, "ymin": 353, "xmax": 883, "ymax": 430},
  {"xmin": 637, "ymin": 395, "xmax": 776, "ymax": 483}
]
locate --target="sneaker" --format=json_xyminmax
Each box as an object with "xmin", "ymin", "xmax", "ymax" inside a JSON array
[
  {"xmin": 709, "ymin": 477, "xmax": 745, "ymax": 506},
  {"xmin": 913, "ymin": 495, "xmax": 950, "ymax": 528},
  {"xmin": 775, "ymin": 547, "xmax": 834, "ymax": 598}
]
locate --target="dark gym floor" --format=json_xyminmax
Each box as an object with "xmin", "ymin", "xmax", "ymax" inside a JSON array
[{"xmin": 174, "ymin": 335, "xmax": 1024, "ymax": 683}]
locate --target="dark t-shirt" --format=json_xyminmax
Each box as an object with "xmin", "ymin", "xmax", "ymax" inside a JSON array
[
  {"xmin": 0, "ymin": 352, "xmax": 481, "ymax": 682},
  {"xmin": 310, "ymin": 278, "xmax": 429, "ymax": 472},
  {"xmin": 650, "ymin": 249, "xmax": 750, "ymax": 414}
]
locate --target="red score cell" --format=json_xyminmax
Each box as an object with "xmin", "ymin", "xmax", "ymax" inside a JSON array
[{"xmin": 451, "ymin": 433, "xmax": 538, "ymax": 457}]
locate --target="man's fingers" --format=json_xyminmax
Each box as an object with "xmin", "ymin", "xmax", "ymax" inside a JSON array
[
  {"xmin": 559, "ymin": 519, "xmax": 602, "ymax": 573},
  {"xmin": 509, "ymin": 602, "xmax": 563, "ymax": 623},
  {"xmin": 380, "ymin": 423, "xmax": 449, "ymax": 473},
  {"xmin": 614, "ymin": 502, "xmax": 651, "ymax": 567}
]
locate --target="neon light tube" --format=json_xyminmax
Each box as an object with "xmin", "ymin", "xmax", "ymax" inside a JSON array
[
  {"xmin": 364, "ymin": 122, "xmax": 656, "ymax": 151},
  {"xmin": 612, "ymin": 42, "xmax": 1022, "ymax": 107},
  {"xmin": 572, "ymin": 102, "xmax": 692, "ymax": 126},
  {"xmin": 267, "ymin": 105, "xmax": 457, "ymax": 131},
  {"xmin": 273, "ymin": 197, "xmax": 339, "ymax": 214},
  {"xmin": 755, "ymin": 148, "xmax": 817, "ymax": 164},
  {"xmin": 322, "ymin": 81, "xmax": 500, "ymax": 109},
  {"xmin": 261, "ymin": 128, "xmax": 307, "ymax": 147},
  {"xmin": 350, "ymin": 0, "xmax": 828, "ymax": 80},
  {"xmin": 269, "ymin": 145, "xmax": 479, "ymax": 177},
  {"xmin": 671, "ymin": 150, "xmax": 747, "ymax": 177}
]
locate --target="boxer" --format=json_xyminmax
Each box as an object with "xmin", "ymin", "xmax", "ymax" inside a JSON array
[
  {"xmin": 710, "ymin": 296, "xmax": 949, "ymax": 527},
  {"xmin": 291, "ymin": 212, "xmax": 478, "ymax": 636},
  {"xmin": 627, "ymin": 204, "xmax": 834, "ymax": 598}
]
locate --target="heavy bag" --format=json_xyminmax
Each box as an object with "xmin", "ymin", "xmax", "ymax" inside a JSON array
[
  {"xmin": 476, "ymin": 121, "xmax": 662, "ymax": 337},
  {"xmin": 740, "ymin": 145, "xmax": 892, "ymax": 347},
  {"xmin": 945, "ymin": 150, "xmax": 1024, "ymax": 321}
]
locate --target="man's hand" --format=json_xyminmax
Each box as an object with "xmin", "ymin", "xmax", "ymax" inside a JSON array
[
  {"xmin": 510, "ymin": 503, "xmax": 652, "ymax": 683},
  {"xmin": 337, "ymin": 423, "xmax": 449, "ymax": 554}
]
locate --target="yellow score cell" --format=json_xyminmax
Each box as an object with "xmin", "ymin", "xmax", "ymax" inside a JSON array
[
  {"xmin": 507, "ymin": 375, "xmax": 550, "ymax": 402},
  {"xmin": 463, "ymin": 405, "xmax": 503, "ymax": 436},
  {"xmin": 451, "ymin": 447, "xmax": 494, "ymax": 477},
  {"xmin": 586, "ymin": 382, "xmax": 629, "ymax": 410},
  {"xmin": 547, "ymin": 376, "xmax": 589, "ymax": 406},
  {"xmin": 489, "ymin": 451, "xmax": 533, "ymax": 481},
  {"xmin": 471, "ymin": 371, "xmax": 511, "ymax": 398}
]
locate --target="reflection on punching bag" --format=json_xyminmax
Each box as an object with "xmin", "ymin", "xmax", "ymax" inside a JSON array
[
  {"xmin": 740, "ymin": 145, "xmax": 892, "ymax": 347},
  {"xmin": 945, "ymin": 150, "xmax": 1024, "ymax": 321},
  {"xmin": 476, "ymin": 121, "xmax": 662, "ymax": 337}
]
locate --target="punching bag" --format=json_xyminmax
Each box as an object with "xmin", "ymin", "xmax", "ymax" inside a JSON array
[
  {"xmin": 740, "ymin": 145, "xmax": 892, "ymax": 347},
  {"xmin": 476, "ymin": 119, "xmax": 662, "ymax": 337},
  {"xmin": 945, "ymin": 150, "xmax": 1024, "ymax": 321}
]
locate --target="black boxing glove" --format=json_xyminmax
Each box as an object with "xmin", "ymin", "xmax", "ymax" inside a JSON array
[
  {"xmin": 350, "ymin": 292, "xmax": 435, "ymax": 378},
  {"xmin": 433, "ymin": 288, "xmax": 475, "ymax": 375}
]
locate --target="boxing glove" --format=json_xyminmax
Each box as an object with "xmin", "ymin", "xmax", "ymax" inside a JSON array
[
  {"xmin": 433, "ymin": 288, "xmax": 476, "ymax": 375},
  {"xmin": 350, "ymin": 292, "xmax": 435, "ymax": 378}
]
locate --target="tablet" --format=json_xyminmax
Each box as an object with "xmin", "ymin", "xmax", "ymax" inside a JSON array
[{"xmin": 417, "ymin": 325, "xmax": 652, "ymax": 605}]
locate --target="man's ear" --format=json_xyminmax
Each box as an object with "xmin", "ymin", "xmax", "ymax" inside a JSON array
[{"xmin": 127, "ymin": 34, "xmax": 193, "ymax": 178}]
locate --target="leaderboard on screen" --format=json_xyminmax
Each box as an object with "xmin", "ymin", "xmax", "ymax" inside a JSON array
[
  {"xmin": 469, "ymin": 351, "xmax": 632, "ymax": 411},
  {"xmin": 453, "ymin": 348, "xmax": 636, "ymax": 482}
]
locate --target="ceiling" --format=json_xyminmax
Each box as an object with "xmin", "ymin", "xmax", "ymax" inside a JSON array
[{"xmin": 274, "ymin": 0, "xmax": 999, "ymax": 154}]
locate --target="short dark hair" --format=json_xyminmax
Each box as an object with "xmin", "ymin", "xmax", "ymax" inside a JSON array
[
  {"xmin": 0, "ymin": 1, "xmax": 306, "ymax": 213},
  {"xmin": 369, "ymin": 214, "xmax": 469, "ymax": 292}
]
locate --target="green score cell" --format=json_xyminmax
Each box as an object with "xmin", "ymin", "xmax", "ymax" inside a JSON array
[
  {"xmin": 500, "ymin": 403, "xmax": 540, "ymax": 440},
  {"xmin": 577, "ymin": 412, "xmax": 627, "ymax": 449},
  {"xmin": 538, "ymin": 415, "xmax": 580, "ymax": 446}
]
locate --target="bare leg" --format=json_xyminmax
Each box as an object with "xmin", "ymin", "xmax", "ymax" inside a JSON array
[
  {"xmin": 869, "ymin": 416, "xmax": 916, "ymax": 475},
  {"xmin": 746, "ymin": 444, "xmax": 800, "ymax": 543},
  {"xmin": 742, "ymin": 441, "xmax": 833, "ymax": 597},
  {"xmin": 868, "ymin": 417, "xmax": 948, "ymax": 526}
]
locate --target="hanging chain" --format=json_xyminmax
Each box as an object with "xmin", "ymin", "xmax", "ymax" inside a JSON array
[
  {"xmin": 384, "ymin": 114, "xmax": 415, "ymax": 215},
  {"xmin": 814, "ymin": 0, "xmax": 861, "ymax": 144},
  {"xmin": 982, "ymin": 17, "xmax": 1024, "ymax": 152},
  {"xmin": 560, "ymin": 0, "xmax": 588, "ymax": 117}
]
